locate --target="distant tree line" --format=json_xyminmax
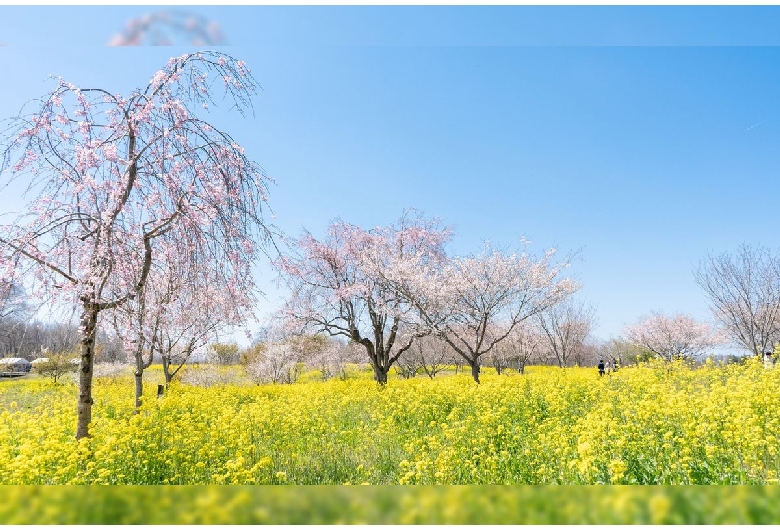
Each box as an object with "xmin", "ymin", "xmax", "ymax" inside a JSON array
[{"xmin": 0, "ymin": 282, "xmax": 124, "ymax": 361}]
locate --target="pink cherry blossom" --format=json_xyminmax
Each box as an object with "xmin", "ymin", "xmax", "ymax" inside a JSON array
[
  {"xmin": 276, "ymin": 209, "xmax": 449, "ymax": 384},
  {"xmin": 384, "ymin": 240, "xmax": 579, "ymax": 383},
  {"xmin": 624, "ymin": 312, "xmax": 725, "ymax": 361},
  {"xmin": 0, "ymin": 51, "xmax": 271, "ymax": 439}
]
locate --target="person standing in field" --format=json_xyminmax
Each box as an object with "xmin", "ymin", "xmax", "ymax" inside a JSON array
[
  {"xmin": 597, "ymin": 359, "xmax": 605, "ymax": 377},
  {"xmin": 764, "ymin": 349, "xmax": 774, "ymax": 370}
]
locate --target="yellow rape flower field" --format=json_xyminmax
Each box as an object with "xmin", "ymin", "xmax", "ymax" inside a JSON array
[{"xmin": 2, "ymin": 358, "xmax": 780, "ymax": 486}]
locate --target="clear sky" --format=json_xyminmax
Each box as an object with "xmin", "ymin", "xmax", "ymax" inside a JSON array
[{"xmin": 2, "ymin": 5, "xmax": 780, "ymax": 347}]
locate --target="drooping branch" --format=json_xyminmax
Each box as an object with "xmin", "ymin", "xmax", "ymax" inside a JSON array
[
  {"xmin": 0, "ymin": 51, "xmax": 272, "ymax": 439},
  {"xmin": 0, "ymin": 236, "xmax": 77, "ymax": 284}
]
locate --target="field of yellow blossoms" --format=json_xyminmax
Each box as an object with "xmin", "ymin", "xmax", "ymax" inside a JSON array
[{"xmin": 1, "ymin": 358, "xmax": 780, "ymax": 486}]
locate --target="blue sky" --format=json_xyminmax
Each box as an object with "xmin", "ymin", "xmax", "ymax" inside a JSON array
[{"xmin": 2, "ymin": 6, "xmax": 780, "ymax": 346}]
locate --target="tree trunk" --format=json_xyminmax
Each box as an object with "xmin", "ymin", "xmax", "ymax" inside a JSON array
[
  {"xmin": 363, "ymin": 341, "xmax": 388, "ymax": 385},
  {"xmin": 162, "ymin": 355, "xmax": 172, "ymax": 386},
  {"xmin": 134, "ymin": 354, "xmax": 144, "ymax": 413},
  {"xmin": 76, "ymin": 304, "xmax": 99, "ymax": 440},
  {"xmin": 470, "ymin": 361, "xmax": 481, "ymax": 384},
  {"xmin": 374, "ymin": 365, "xmax": 388, "ymax": 384}
]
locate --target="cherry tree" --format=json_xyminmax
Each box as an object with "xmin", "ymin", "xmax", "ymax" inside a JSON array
[
  {"xmin": 243, "ymin": 332, "xmax": 357, "ymax": 384},
  {"xmin": 0, "ymin": 51, "xmax": 271, "ymax": 438},
  {"xmin": 694, "ymin": 244, "xmax": 780, "ymax": 356},
  {"xmin": 288, "ymin": 334, "xmax": 359, "ymax": 381},
  {"xmin": 395, "ymin": 333, "xmax": 453, "ymax": 379},
  {"xmin": 597, "ymin": 337, "xmax": 651, "ymax": 367},
  {"xmin": 418, "ymin": 335, "xmax": 455, "ymax": 379},
  {"xmin": 534, "ymin": 298, "xmax": 595, "ymax": 368},
  {"xmin": 487, "ymin": 320, "xmax": 544, "ymax": 375},
  {"xmin": 112, "ymin": 243, "xmax": 244, "ymax": 410},
  {"xmin": 389, "ymin": 241, "xmax": 578, "ymax": 383},
  {"xmin": 276, "ymin": 211, "xmax": 450, "ymax": 384},
  {"xmin": 624, "ymin": 312, "xmax": 725, "ymax": 361},
  {"xmin": 394, "ymin": 332, "xmax": 423, "ymax": 379},
  {"xmin": 245, "ymin": 343, "xmax": 301, "ymax": 385}
]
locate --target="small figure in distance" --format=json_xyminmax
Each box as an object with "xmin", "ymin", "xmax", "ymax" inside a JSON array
[
  {"xmin": 597, "ymin": 359, "xmax": 605, "ymax": 377},
  {"xmin": 613, "ymin": 357, "xmax": 620, "ymax": 372}
]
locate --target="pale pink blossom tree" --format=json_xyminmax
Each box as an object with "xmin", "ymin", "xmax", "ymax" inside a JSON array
[
  {"xmin": 112, "ymin": 242, "xmax": 248, "ymax": 411},
  {"xmin": 276, "ymin": 210, "xmax": 450, "ymax": 384},
  {"xmin": 393, "ymin": 330, "xmax": 423, "ymax": 379},
  {"xmin": 414, "ymin": 333, "xmax": 458, "ymax": 379},
  {"xmin": 695, "ymin": 244, "xmax": 780, "ymax": 356},
  {"xmin": 487, "ymin": 320, "xmax": 545, "ymax": 375},
  {"xmin": 624, "ymin": 312, "xmax": 726, "ymax": 362},
  {"xmin": 388, "ymin": 242, "xmax": 579, "ymax": 383},
  {"xmin": 245, "ymin": 343, "xmax": 301, "ymax": 385},
  {"xmin": 0, "ymin": 51, "xmax": 272, "ymax": 438},
  {"xmin": 293, "ymin": 335, "xmax": 360, "ymax": 381},
  {"xmin": 534, "ymin": 298, "xmax": 596, "ymax": 368}
]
